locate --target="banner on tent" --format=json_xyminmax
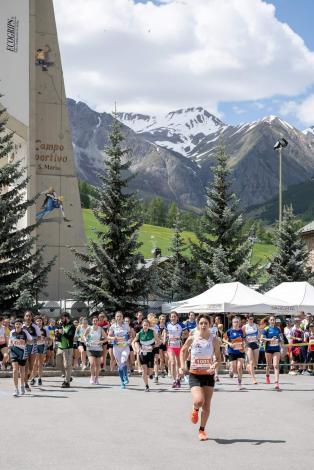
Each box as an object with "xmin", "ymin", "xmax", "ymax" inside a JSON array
[
  {"xmin": 207, "ymin": 304, "xmax": 223, "ymax": 311},
  {"xmin": 269, "ymin": 306, "xmax": 297, "ymax": 312}
]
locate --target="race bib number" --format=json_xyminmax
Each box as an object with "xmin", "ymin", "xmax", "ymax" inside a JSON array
[
  {"xmin": 169, "ymin": 336, "xmax": 181, "ymax": 348},
  {"xmin": 116, "ymin": 337, "xmax": 127, "ymax": 347},
  {"xmin": 141, "ymin": 344, "xmax": 152, "ymax": 353},
  {"xmin": 270, "ymin": 338, "xmax": 279, "ymax": 346},
  {"xmin": 37, "ymin": 338, "xmax": 46, "ymax": 345},
  {"xmin": 247, "ymin": 336, "xmax": 258, "ymax": 343},
  {"xmin": 13, "ymin": 340, "xmax": 26, "ymax": 349},
  {"xmin": 191, "ymin": 357, "xmax": 212, "ymax": 370},
  {"xmin": 232, "ymin": 341, "xmax": 244, "ymax": 351}
]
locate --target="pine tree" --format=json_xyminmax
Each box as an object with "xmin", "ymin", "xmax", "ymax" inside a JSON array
[
  {"xmin": 210, "ymin": 246, "xmax": 234, "ymax": 284},
  {"xmin": 265, "ymin": 206, "xmax": 313, "ymax": 288},
  {"xmin": 0, "ymin": 102, "xmax": 54, "ymax": 310},
  {"xmin": 15, "ymin": 247, "xmax": 56, "ymax": 309},
  {"xmin": 67, "ymin": 116, "xmax": 146, "ymax": 311},
  {"xmin": 191, "ymin": 143, "xmax": 255, "ymax": 288},
  {"xmin": 166, "ymin": 202, "xmax": 177, "ymax": 228},
  {"xmin": 148, "ymin": 197, "xmax": 166, "ymax": 226},
  {"xmin": 146, "ymin": 257, "xmax": 165, "ymax": 301},
  {"xmin": 159, "ymin": 210, "xmax": 191, "ymax": 302}
]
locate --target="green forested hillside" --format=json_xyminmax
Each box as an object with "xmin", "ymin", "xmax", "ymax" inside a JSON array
[
  {"xmin": 83, "ymin": 209, "xmax": 275, "ymax": 263},
  {"xmin": 248, "ymin": 180, "xmax": 314, "ymax": 224}
]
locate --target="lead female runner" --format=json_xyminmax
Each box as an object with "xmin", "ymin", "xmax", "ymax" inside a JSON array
[{"xmin": 179, "ymin": 314, "xmax": 221, "ymax": 441}]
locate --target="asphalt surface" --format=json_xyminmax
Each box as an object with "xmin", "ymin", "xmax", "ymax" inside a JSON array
[{"xmin": 0, "ymin": 374, "xmax": 313, "ymax": 470}]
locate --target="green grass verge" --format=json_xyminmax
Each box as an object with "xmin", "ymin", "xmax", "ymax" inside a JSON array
[
  {"xmin": 83, "ymin": 209, "xmax": 275, "ymax": 262},
  {"xmin": 252, "ymin": 243, "xmax": 276, "ymax": 265},
  {"xmin": 83, "ymin": 209, "xmax": 198, "ymax": 258}
]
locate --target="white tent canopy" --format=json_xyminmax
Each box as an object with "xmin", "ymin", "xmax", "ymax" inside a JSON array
[
  {"xmin": 267, "ymin": 282, "xmax": 314, "ymax": 314},
  {"xmin": 162, "ymin": 282, "xmax": 294, "ymax": 315}
]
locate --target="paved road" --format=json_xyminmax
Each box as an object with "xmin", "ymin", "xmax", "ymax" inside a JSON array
[{"xmin": 0, "ymin": 374, "xmax": 313, "ymax": 470}]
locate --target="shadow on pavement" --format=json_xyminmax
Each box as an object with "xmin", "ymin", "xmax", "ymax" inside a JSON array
[
  {"xmin": 209, "ymin": 438, "xmax": 286, "ymax": 445},
  {"xmin": 125, "ymin": 387, "xmax": 189, "ymax": 393},
  {"xmin": 232, "ymin": 388, "xmax": 314, "ymax": 392},
  {"xmin": 35, "ymin": 386, "xmax": 78, "ymax": 392},
  {"xmin": 70, "ymin": 386, "xmax": 112, "ymax": 390},
  {"xmin": 19, "ymin": 394, "xmax": 68, "ymax": 399},
  {"xmin": 276, "ymin": 389, "xmax": 314, "ymax": 392}
]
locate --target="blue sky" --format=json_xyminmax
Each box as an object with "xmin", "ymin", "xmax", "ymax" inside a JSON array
[
  {"xmin": 265, "ymin": 0, "xmax": 314, "ymax": 50},
  {"xmin": 219, "ymin": 0, "xmax": 314, "ymax": 128},
  {"xmin": 55, "ymin": 0, "xmax": 314, "ymax": 129}
]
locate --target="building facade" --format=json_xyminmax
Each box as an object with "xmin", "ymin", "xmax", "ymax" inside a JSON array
[{"xmin": 300, "ymin": 221, "xmax": 314, "ymax": 271}]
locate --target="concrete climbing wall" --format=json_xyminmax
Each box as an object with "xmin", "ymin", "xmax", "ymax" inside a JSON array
[{"xmin": 1, "ymin": 0, "xmax": 86, "ymax": 300}]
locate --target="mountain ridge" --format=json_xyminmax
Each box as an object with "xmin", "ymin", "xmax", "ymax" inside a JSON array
[
  {"xmin": 117, "ymin": 107, "xmax": 226, "ymax": 157},
  {"xmin": 67, "ymin": 98, "xmax": 314, "ymax": 212}
]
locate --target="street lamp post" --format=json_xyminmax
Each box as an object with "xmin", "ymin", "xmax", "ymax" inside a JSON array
[
  {"xmin": 274, "ymin": 138, "xmax": 288, "ymax": 227},
  {"xmin": 278, "ymin": 146, "xmax": 282, "ymax": 226}
]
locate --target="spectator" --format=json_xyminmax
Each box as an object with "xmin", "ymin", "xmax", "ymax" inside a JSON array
[
  {"xmin": 55, "ymin": 312, "xmax": 76, "ymax": 388},
  {"xmin": 290, "ymin": 317, "xmax": 304, "ymax": 375}
]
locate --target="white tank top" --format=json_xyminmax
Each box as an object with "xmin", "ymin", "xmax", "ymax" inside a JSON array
[
  {"xmin": 190, "ymin": 334, "xmax": 214, "ymax": 375},
  {"xmin": 86, "ymin": 327, "xmax": 103, "ymax": 351},
  {"xmin": 166, "ymin": 322, "xmax": 183, "ymax": 348},
  {"xmin": 110, "ymin": 323, "xmax": 130, "ymax": 348},
  {"xmin": 244, "ymin": 323, "xmax": 258, "ymax": 343}
]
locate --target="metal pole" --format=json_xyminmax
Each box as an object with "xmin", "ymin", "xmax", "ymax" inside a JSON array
[{"xmin": 279, "ymin": 147, "xmax": 282, "ymax": 228}]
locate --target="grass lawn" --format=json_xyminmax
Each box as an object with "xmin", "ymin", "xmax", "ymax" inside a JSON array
[
  {"xmin": 252, "ymin": 243, "xmax": 276, "ymax": 265},
  {"xmin": 83, "ymin": 209, "xmax": 275, "ymax": 262},
  {"xmin": 83, "ymin": 209, "xmax": 198, "ymax": 258}
]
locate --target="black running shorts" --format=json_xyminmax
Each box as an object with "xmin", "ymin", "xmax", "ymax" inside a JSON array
[
  {"xmin": 139, "ymin": 352, "xmax": 154, "ymax": 369},
  {"xmin": 189, "ymin": 373, "xmax": 215, "ymax": 388}
]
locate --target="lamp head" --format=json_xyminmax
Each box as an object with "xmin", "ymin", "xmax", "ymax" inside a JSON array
[{"xmin": 274, "ymin": 138, "xmax": 288, "ymax": 150}]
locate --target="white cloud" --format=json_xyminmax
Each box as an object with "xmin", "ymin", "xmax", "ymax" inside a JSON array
[
  {"xmin": 279, "ymin": 100, "xmax": 298, "ymax": 116},
  {"xmin": 232, "ymin": 105, "xmax": 245, "ymax": 115},
  {"xmin": 53, "ymin": 0, "xmax": 314, "ymax": 114},
  {"xmin": 253, "ymin": 102, "xmax": 265, "ymax": 109},
  {"xmin": 295, "ymin": 95, "xmax": 314, "ymax": 126},
  {"xmin": 280, "ymin": 96, "xmax": 314, "ymax": 126}
]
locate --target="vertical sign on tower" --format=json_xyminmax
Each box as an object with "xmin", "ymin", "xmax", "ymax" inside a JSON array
[
  {"xmin": 0, "ymin": 0, "xmax": 29, "ymax": 231},
  {"xmin": 0, "ymin": 0, "xmax": 29, "ymax": 126}
]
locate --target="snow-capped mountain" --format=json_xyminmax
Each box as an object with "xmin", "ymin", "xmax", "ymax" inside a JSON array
[
  {"xmin": 190, "ymin": 115, "xmax": 297, "ymax": 162},
  {"xmin": 67, "ymin": 98, "xmax": 314, "ymax": 211},
  {"xmin": 117, "ymin": 107, "xmax": 226, "ymax": 157},
  {"xmin": 67, "ymin": 99, "xmax": 205, "ymax": 210},
  {"xmin": 303, "ymin": 126, "xmax": 314, "ymax": 136},
  {"xmin": 191, "ymin": 115, "xmax": 314, "ymax": 207}
]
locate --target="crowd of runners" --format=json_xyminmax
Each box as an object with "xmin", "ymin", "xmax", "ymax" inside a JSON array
[{"xmin": 0, "ymin": 309, "xmax": 313, "ymax": 439}]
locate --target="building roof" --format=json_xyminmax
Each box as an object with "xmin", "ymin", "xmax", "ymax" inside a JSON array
[
  {"xmin": 299, "ymin": 221, "xmax": 314, "ymax": 235},
  {"xmin": 143, "ymin": 256, "xmax": 169, "ymax": 269}
]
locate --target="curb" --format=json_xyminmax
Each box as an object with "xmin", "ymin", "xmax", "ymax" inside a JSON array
[{"xmin": 0, "ymin": 368, "xmax": 284, "ymax": 379}]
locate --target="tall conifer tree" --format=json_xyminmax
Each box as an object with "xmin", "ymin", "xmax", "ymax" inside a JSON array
[
  {"xmin": 68, "ymin": 116, "xmax": 146, "ymax": 311},
  {"xmin": 191, "ymin": 143, "xmax": 255, "ymax": 287},
  {"xmin": 265, "ymin": 206, "xmax": 313, "ymax": 288},
  {"xmin": 0, "ymin": 103, "xmax": 54, "ymax": 310},
  {"xmin": 165, "ymin": 210, "xmax": 191, "ymax": 301}
]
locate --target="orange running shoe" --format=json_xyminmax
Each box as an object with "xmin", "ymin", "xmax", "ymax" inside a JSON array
[
  {"xmin": 190, "ymin": 408, "xmax": 199, "ymax": 424},
  {"xmin": 199, "ymin": 430, "xmax": 208, "ymax": 441},
  {"xmin": 265, "ymin": 375, "xmax": 270, "ymax": 385}
]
